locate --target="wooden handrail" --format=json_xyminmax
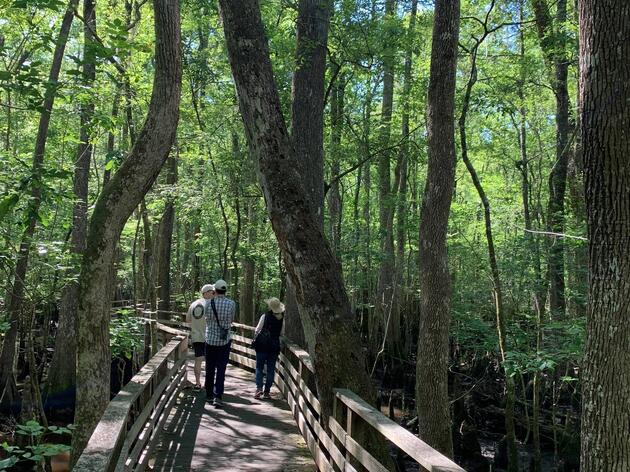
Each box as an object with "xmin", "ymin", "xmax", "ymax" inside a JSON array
[
  {"xmin": 334, "ymin": 389, "xmax": 466, "ymax": 472},
  {"xmin": 104, "ymin": 312, "xmax": 467, "ymax": 472},
  {"xmin": 74, "ymin": 324, "xmax": 188, "ymax": 472},
  {"xmin": 230, "ymin": 322, "xmax": 467, "ymax": 472}
]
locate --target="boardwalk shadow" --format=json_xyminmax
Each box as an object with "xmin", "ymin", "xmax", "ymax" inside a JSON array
[{"xmin": 151, "ymin": 366, "xmax": 314, "ymax": 472}]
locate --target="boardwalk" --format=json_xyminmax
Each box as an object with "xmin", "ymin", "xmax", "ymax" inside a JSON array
[{"xmin": 150, "ymin": 365, "xmax": 315, "ymax": 471}]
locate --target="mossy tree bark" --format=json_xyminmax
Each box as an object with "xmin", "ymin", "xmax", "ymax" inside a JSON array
[
  {"xmin": 415, "ymin": 0, "xmax": 460, "ymax": 458},
  {"xmin": 218, "ymin": 0, "xmax": 376, "ymax": 424},
  {"xmin": 283, "ymin": 0, "xmax": 331, "ymax": 348},
  {"xmin": 47, "ymin": 0, "xmax": 96, "ymax": 409},
  {"xmin": 579, "ymin": 1, "xmax": 630, "ymax": 469},
  {"xmin": 71, "ymin": 0, "xmax": 181, "ymax": 459}
]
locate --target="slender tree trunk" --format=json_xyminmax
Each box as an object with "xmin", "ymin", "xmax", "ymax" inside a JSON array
[
  {"xmin": 374, "ymin": 0, "xmax": 397, "ymax": 351},
  {"xmin": 393, "ymin": 0, "xmax": 417, "ymax": 356},
  {"xmin": 103, "ymin": 90, "xmax": 120, "ymax": 187},
  {"xmin": 579, "ymin": 1, "xmax": 630, "ymax": 469},
  {"xmin": 72, "ymin": 0, "xmax": 181, "ymax": 460},
  {"xmin": 218, "ymin": 0, "xmax": 378, "ymax": 430},
  {"xmin": 156, "ymin": 154, "xmax": 177, "ymax": 319},
  {"xmin": 415, "ymin": 0, "xmax": 460, "ymax": 457},
  {"xmin": 283, "ymin": 0, "xmax": 331, "ymax": 348},
  {"xmin": 47, "ymin": 0, "xmax": 96, "ymax": 408},
  {"xmin": 459, "ymin": 42, "xmax": 518, "ymax": 471},
  {"xmin": 0, "ymin": 0, "xmax": 77, "ymax": 408},
  {"xmin": 532, "ymin": 0, "xmax": 571, "ymax": 318},
  {"xmin": 327, "ymin": 73, "xmax": 344, "ymax": 255}
]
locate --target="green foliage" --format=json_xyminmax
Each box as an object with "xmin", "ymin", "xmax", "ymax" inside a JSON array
[
  {"xmin": 110, "ymin": 312, "xmax": 144, "ymax": 359},
  {"xmin": 0, "ymin": 421, "xmax": 74, "ymax": 470}
]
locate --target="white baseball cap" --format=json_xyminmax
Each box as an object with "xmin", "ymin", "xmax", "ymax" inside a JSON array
[{"xmin": 200, "ymin": 284, "xmax": 214, "ymax": 294}]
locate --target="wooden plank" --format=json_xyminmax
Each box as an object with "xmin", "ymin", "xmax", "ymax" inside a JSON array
[
  {"xmin": 114, "ymin": 358, "xmax": 186, "ymax": 471},
  {"xmin": 74, "ymin": 337, "xmax": 187, "ymax": 471},
  {"xmin": 232, "ymin": 322, "xmax": 255, "ymax": 332},
  {"xmin": 137, "ymin": 368, "xmax": 187, "ymax": 471},
  {"xmin": 334, "ymin": 389, "xmax": 466, "ymax": 472},
  {"xmin": 278, "ymin": 355, "xmax": 321, "ymax": 414},
  {"xmin": 155, "ymin": 322, "xmax": 187, "ymax": 337},
  {"xmin": 120, "ymin": 368, "xmax": 184, "ymax": 471},
  {"xmin": 229, "ymin": 352, "xmax": 257, "ymax": 369},
  {"xmin": 231, "ymin": 333, "xmax": 253, "ymax": 344},
  {"xmin": 230, "ymin": 341, "xmax": 256, "ymax": 357},
  {"xmin": 345, "ymin": 435, "xmax": 389, "ymax": 472},
  {"xmin": 286, "ymin": 387, "xmax": 334, "ymax": 472}
]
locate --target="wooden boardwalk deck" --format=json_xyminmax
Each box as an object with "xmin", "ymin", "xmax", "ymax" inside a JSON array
[{"xmin": 149, "ymin": 365, "xmax": 315, "ymax": 471}]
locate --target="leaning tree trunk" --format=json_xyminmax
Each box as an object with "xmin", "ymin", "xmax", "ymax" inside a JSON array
[
  {"xmin": 71, "ymin": 0, "xmax": 181, "ymax": 460},
  {"xmin": 283, "ymin": 0, "xmax": 331, "ymax": 348},
  {"xmin": 47, "ymin": 0, "xmax": 96, "ymax": 409},
  {"xmin": 415, "ymin": 0, "xmax": 460, "ymax": 458},
  {"xmin": 218, "ymin": 0, "xmax": 376, "ymax": 425},
  {"xmin": 579, "ymin": 1, "xmax": 630, "ymax": 470},
  {"xmin": 0, "ymin": 0, "xmax": 77, "ymax": 409}
]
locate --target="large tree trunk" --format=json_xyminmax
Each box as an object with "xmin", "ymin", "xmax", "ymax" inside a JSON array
[
  {"xmin": 415, "ymin": 0, "xmax": 460, "ymax": 457},
  {"xmin": 0, "ymin": 0, "xmax": 77, "ymax": 408},
  {"xmin": 283, "ymin": 0, "xmax": 331, "ymax": 348},
  {"xmin": 47, "ymin": 0, "xmax": 96, "ymax": 409},
  {"xmin": 218, "ymin": 0, "xmax": 376, "ymax": 426},
  {"xmin": 71, "ymin": 0, "xmax": 181, "ymax": 460},
  {"xmin": 156, "ymin": 154, "xmax": 177, "ymax": 319},
  {"xmin": 579, "ymin": 1, "xmax": 630, "ymax": 470}
]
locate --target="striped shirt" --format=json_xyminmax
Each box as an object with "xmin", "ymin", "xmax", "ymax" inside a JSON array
[{"xmin": 205, "ymin": 295, "xmax": 235, "ymax": 346}]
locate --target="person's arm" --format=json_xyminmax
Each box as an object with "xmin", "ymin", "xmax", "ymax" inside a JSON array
[
  {"xmin": 186, "ymin": 302, "xmax": 194, "ymax": 323},
  {"xmin": 254, "ymin": 314, "xmax": 265, "ymax": 335}
]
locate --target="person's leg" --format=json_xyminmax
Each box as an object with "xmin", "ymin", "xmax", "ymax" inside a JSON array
[
  {"xmin": 213, "ymin": 341, "xmax": 231, "ymax": 399},
  {"xmin": 193, "ymin": 343, "xmax": 204, "ymax": 387},
  {"xmin": 264, "ymin": 355, "xmax": 277, "ymax": 395},
  {"xmin": 194, "ymin": 356, "xmax": 202, "ymax": 386},
  {"xmin": 204, "ymin": 344, "xmax": 217, "ymax": 399},
  {"xmin": 255, "ymin": 351, "xmax": 267, "ymax": 392}
]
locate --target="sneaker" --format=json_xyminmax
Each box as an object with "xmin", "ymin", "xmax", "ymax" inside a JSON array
[
  {"xmin": 213, "ymin": 397, "xmax": 223, "ymax": 408},
  {"xmin": 254, "ymin": 389, "xmax": 263, "ymax": 399},
  {"xmin": 193, "ymin": 384, "xmax": 202, "ymax": 392},
  {"xmin": 205, "ymin": 396, "xmax": 214, "ymax": 403},
  {"xmin": 262, "ymin": 391, "xmax": 271, "ymax": 400}
]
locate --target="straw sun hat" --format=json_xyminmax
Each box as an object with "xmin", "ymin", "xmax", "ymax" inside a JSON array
[{"xmin": 266, "ymin": 297, "xmax": 285, "ymax": 314}]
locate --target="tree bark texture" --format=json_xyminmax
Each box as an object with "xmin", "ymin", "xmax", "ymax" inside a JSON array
[
  {"xmin": 0, "ymin": 0, "xmax": 77, "ymax": 409},
  {"xmin": 72, "ymin": 0, "xmax": 181, "ymax": 459},
  {"xmin": 579, "ymin": 1, "xmax": 630, "ymax": 470},
  {"xmin": 157, "ymin": 154, "xmax": 177, "ymax": 318},
  {"xmin": 415, "ymin": 0, "xmax": 460, "ymax": 458},
  {"xmin": 218, "ymin": 0, "xmax": 376, "ymax": 425},
  {"xmin": 47, "ymin": 0, "xmax": 96, "ymax": 408},
  {"xmin": 283, "ymin": 0, "xmax": 331, "ymax": 349}
]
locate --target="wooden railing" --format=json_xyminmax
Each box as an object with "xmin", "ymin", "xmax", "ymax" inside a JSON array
[
  {"xmin": 229, "ymin": 323, "xmax": 466, "ymax": 472},
  {"xmin": 74, "ymin": 323, "xmax": 188, "ymax": 472}
]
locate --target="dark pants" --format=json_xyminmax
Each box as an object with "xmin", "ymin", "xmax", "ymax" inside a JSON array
[
  {"xmin": 255, "ymin": 351, "xmax": 278, "ymax": 393},
  {"xmin": 205, "ymin": 342, "xmax": 231, "ymax": 399}
]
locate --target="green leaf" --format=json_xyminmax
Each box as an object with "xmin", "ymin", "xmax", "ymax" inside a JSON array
[{"xmin": 0, "ymin": 194, "xmax": 19, "ymax": 220}]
